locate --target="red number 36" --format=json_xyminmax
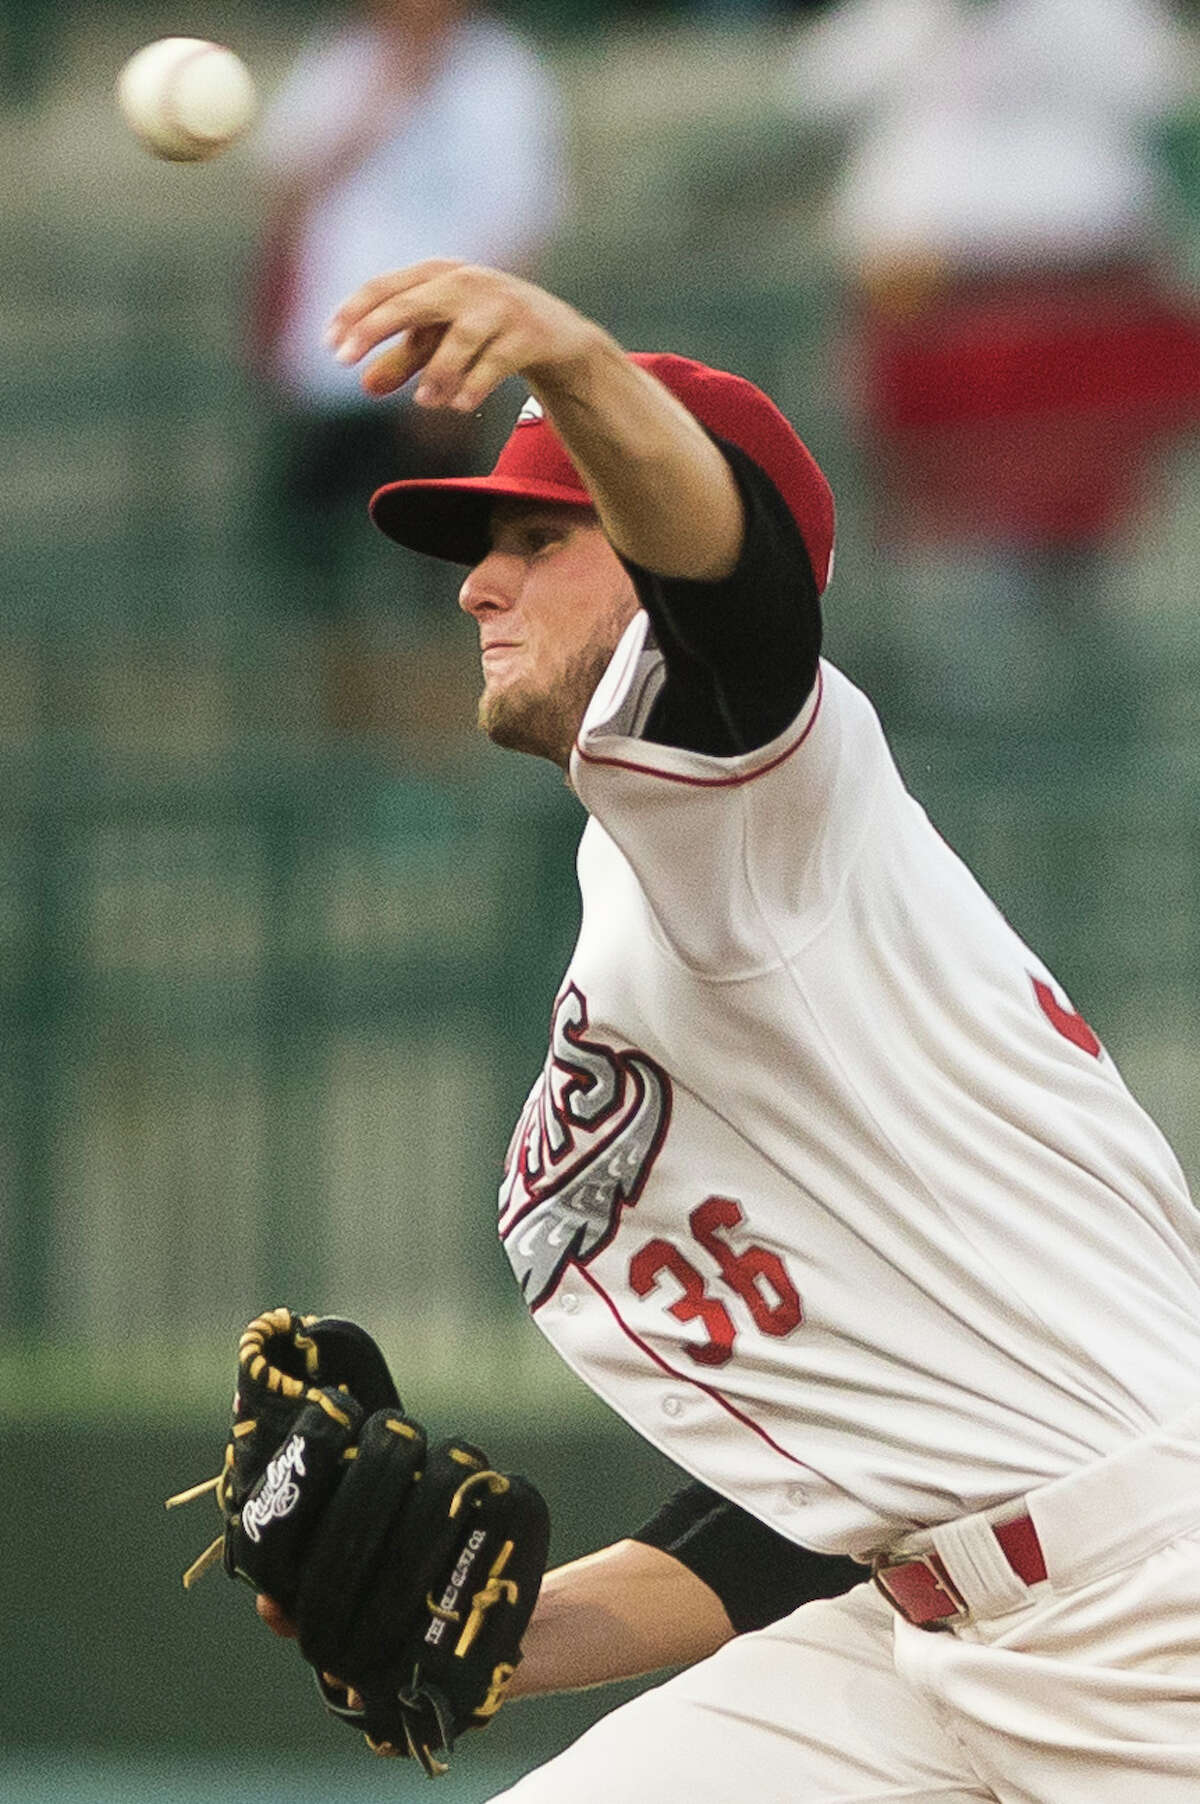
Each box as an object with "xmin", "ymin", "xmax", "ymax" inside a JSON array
[{"xmin": 628, "ymin": 1196, "xmax": 803, "ymax": 1368}]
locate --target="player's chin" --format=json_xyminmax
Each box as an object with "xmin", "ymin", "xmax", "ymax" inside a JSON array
[{"xmin": 477, "ymin": 680, "xmax": 571, "ymax": 767}]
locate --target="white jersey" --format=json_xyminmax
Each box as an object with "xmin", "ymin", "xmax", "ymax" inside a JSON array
[{"xmin": 498, "ymin": 614, "xmax": 1200, "ymax": 1560}]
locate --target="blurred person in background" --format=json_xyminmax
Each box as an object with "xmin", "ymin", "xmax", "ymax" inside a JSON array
[
  {"xmin": 781, "ymin": 0, "xmax": 1200, "ymax": 723},
  {"xmin": 250, "ymin": 0, "xmax": 566, "ymax": 734}
]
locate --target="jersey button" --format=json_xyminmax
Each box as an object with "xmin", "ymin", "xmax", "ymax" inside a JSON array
[
  {"xmin": 661, "ymin": 1394, "xmax": 686, "ymax": 1419},
  {"xmin": 782, "ymin": 1484, "xmax": 809, "ymax": 1510},
  {"xmin": 559, "ymin": 1291, "xmax": 580, "ymax": 1315}
]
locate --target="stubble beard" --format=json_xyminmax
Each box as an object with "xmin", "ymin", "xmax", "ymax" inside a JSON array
[{"xmin": 477, "ymin": 608, "xmax": 634, "ymax": 769}]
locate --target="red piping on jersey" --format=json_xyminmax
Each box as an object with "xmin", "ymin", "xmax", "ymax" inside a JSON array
[
  {"xmin": 573, "ymin": 666, "xmax": 824, "ymax": 788},
  {"xmin": 574, "ymin": 1264, "xmax": 812, "ymax": 1473}
]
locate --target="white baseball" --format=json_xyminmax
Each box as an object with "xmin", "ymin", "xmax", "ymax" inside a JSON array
[{"xmin": 116, "ymin": 38, "xmax": 257, "ymax": 163}]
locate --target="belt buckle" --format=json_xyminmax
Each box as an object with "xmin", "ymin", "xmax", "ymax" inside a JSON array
[{"xmin": 871, "ymin": 1548, "xmax": 969, "ymax": 1631}]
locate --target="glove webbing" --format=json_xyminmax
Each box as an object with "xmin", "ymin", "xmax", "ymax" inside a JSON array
[{"xmin": 165, "ymin": 1307, "xmax": 354, "ymax": 1587}]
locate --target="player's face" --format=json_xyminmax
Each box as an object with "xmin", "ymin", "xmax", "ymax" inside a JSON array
[{"xmin": 458, "ymin": 502, "xmax": 640, "ymax": 768}]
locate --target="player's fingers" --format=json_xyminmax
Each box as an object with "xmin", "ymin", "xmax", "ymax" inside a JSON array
[
  {"xmin": 324, "ymin": 259, "xmax": 465, "ymax": 347},
  {"xmin": 360, "ymin": 325, "xmax": 445, "ymax": 398},
  {"xmin": 331, "ymin": 295, "xmax": 444, "ymax": 370},
  {"xmin": 413, "ymin": 317, "xmax": 507, "ymax": 411},
  {"xmin": 332, "ymin": 284, "xmax": 463, "ymax": 369},
  {"xmin": 331, "ymin": 264, "xmax": 514, "ymax": 369},
  {"xmin": 429, "ymin": 335, "xmax": 522, "ymax": 415},
  {"xmin": 256, "ymin": 1593, "xmax": 298, "ymax": 1638},
  {"xmin": 329, "ymin": 266, "xmax": 482, "ymax": 367},
  {"xmin": 420, "ymin": 314, "xmax": 552, "ymax": 414}
]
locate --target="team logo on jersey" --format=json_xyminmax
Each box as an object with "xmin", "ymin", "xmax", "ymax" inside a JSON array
[
  {"xmin": 516, "ymin": 395, "xmax": 544, "ymax": 426},
  {"xmin": 499, "ymin": 985, "xmax": 671, "ymax": 1309}
]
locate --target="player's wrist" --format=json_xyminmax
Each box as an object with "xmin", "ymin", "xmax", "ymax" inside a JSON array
[{"xmin": 524, "ymin": 321, "xmax": 630, "ymax": 419}]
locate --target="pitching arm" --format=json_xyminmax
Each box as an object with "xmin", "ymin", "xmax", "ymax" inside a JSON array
[
  {"xmin": 508, "ymin": 1477, "xmax": 865, "ymax": 1701},
  {"xmin": 504, "ymin": 1537, "xmax": 737, "ymax": 1700},
  {"xmin": 324, "ymin": 260, "xmax": 745, "ymax": 583}
]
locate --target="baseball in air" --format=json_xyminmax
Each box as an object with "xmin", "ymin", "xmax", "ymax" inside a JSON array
[{"xmin": 116, "ymin": 37, "xmax": 256, "ymax": 162}]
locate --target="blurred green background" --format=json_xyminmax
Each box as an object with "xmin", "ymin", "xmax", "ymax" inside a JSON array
[{"xmin": 2, "ymin": 2, "xmax": 1200, "ymax": 1799}]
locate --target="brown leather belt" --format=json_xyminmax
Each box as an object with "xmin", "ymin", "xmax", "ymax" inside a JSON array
[{"xmin": 872, "ymin": 1513, "xmax": 1048, "ymax": 1629}]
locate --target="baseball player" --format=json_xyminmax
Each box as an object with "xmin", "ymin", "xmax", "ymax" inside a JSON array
[{"xmin": 259, "ymin": 260, "xmax": 1200, "ymax": 1800}]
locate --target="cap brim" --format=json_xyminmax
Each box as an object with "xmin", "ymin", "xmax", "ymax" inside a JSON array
[{"xmin": 370, "ymin": 474, "xmax": 594, "ymax": 566}]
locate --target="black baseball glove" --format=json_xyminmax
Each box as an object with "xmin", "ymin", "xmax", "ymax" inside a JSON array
[{"xmin": 168, "ymin": 1307, "xmax": 551, "ymax": 1775}]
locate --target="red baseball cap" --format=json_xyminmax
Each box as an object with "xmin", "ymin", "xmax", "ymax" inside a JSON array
[{"xmin": 369, "ymin": 352, "xmax": 836, "ymax": 592}]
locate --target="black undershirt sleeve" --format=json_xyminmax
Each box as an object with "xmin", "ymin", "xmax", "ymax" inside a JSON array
[
  {"xmin": 619, "ymin": 435, "xmax": 823, "ymax": 758},
  {"xmin": 632, "ymin": 1479, "xmax": 864, "ymax": 1635}
]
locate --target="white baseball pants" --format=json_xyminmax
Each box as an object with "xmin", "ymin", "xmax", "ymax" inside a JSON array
[{"xmin": 493, "ymin": 1405, "xmax": 1200, "ymax": 1803}]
